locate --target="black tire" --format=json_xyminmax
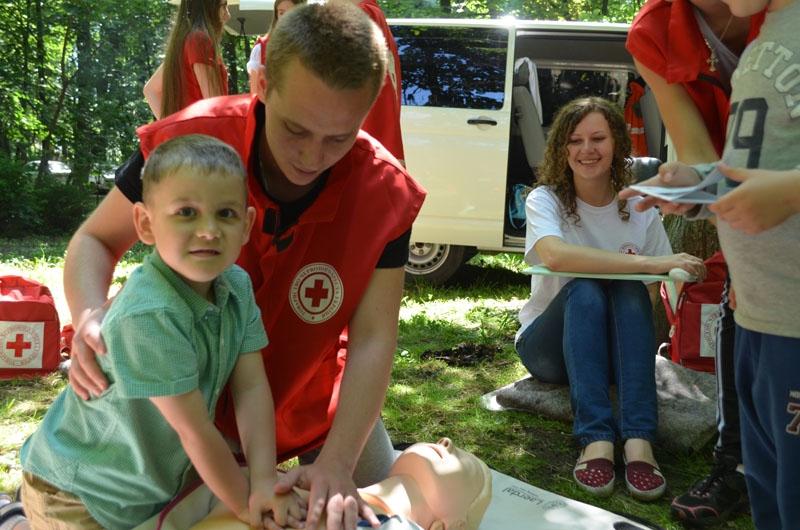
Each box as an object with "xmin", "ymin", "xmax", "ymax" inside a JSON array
[{"xmin": 405, "ymin": 242, "xmax": 472, "ymax": 285}]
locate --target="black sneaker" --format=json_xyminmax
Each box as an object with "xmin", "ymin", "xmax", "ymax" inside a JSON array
[{"xmin": 671, "ymin": 458, "xmax": 749, "ymax": 527}]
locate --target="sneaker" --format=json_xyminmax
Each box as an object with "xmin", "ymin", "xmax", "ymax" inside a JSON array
[{"xmin": 671, "ymin": 458, "xmax": 749, "ymax": 526}]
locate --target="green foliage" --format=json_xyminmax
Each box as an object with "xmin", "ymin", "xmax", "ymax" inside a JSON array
[
  {"xmin": 0, "ymin": 154, "xmax": 40, "ymax": 237},
  {"xmin": 32, "ymin": 180, "xmax": 95, "ymax": 236},
  {"xmin": 0, "ymin": 152, "xmax": 93, "ymax": 237},
  {"xmin": 0, "ymin": 0, "xmax": 176, "ymax": 184}
]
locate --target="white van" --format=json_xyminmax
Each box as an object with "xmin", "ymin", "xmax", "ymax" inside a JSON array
[{"xmin": 389, "ymin": 18, "xmax": 666, "ymax": 283}]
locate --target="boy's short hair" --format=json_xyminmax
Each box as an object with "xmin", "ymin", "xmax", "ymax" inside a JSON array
[
  {"xmin": 265, "ymin": 0, "xmax": 387, "ymax": 101},
  {"xmin": 141, "ymin": 134, "xmax": 247, "ymax": 202}
]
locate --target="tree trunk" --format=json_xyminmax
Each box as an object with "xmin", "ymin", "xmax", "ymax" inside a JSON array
[
  {"xmin": 35, "ymin": 0, "xmax": 44, "ymax": 106},
  {"xmin": 663, "ymin": 215, "xmax": 720, "ymax": 259},
  {"xmin": 38, "ymin": 16, "xmax": 75, "ymax": 185}
]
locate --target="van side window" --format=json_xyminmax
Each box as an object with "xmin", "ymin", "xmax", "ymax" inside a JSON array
[
  {"xmin": 536, "ymin": 68, "xmax": 637, "ymax": 127},
  {"xmin": 391, "ymin": 25, "xmax": 509, "ymax": 110}
]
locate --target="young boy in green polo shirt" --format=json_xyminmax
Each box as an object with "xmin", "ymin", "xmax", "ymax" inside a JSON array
[{"xmin": 20, "ymin": 135, "xmax": 305, "ymax": 530}]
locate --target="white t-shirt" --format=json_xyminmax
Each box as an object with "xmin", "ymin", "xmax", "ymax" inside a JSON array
[
  {"xmin": 516, "ymin": 186, "xmax": 673, "ymax": 340},
  {"xmin": 247, "ymin": 43, "xmax": 262, "ymax": 75}
]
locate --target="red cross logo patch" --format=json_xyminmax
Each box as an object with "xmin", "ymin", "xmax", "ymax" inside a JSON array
[
  {"xmin": 290, "ymin": 263, "xmax": 344, "ymax": 324},
  {"xmin": 619, "ymin": 243, "xmax": 642, "ymax": 255},
  {"xmin": 0, "ymin": 321, "xmax": 44, "ymax": 368}
]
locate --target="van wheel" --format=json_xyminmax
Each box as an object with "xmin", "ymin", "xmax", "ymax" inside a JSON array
[{"xmin": 405, "ymin": 243, "xmax": 472, "ymax": 285}]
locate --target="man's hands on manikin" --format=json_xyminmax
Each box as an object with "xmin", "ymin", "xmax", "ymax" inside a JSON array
[{"xmin": 275, "ymin": 457, "xmax": 381, "ymax": 530}]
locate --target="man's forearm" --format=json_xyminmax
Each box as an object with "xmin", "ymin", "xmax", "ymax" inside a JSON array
[
  {"xmin": 64, "ymin": 233, "xmax": 118, "ymax": 326},
  {"xmin": 318, "ymin": 340, "xmax": 394, "ymax": 471}
]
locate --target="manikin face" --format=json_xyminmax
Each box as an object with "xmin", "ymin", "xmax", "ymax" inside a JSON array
[
  {"xmin": 566, "ymin": 111, "xmax": 615, "ymax": 189},
  {"xmin": 134, "ymin": 168, "xmax": 255, "ymax": 299},
  {"xmin": 389, "ymin": 438, "xmax": 492, "ymax": 530},
  {"xmin": 258, "ymin": 58, "xmax": 374, "ymax": 194}
]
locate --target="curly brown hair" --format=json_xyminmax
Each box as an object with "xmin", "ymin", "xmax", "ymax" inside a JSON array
[{"xmin": 535, "ymin": 96, "xmax": 635, "ymax": 226}]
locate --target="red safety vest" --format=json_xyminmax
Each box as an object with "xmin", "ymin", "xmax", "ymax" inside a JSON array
[
  {"xmin": 624, "ymin": 78, "xmax": 648, "ymax": 157},
  {"xmin": 137, "ymin": 94, "xmax": 426, "ymax": 460}
]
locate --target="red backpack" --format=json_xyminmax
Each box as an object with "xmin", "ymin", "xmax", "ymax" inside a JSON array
[
  {"xmin": 660, "ymin": 251, "xmax": 727, "ymax": 373},
  {"xmin": 0, "ymin": 276, "xmax": 62, "ymax": 378}
]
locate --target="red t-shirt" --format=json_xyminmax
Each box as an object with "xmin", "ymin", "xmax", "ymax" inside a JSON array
[
  {"xmin": 183, "ymin": 30, "xmax": 229, "ymax": 108},
  {"xmin": 626, "ymin": 0, "xmax": 764, "ymax": 156}
]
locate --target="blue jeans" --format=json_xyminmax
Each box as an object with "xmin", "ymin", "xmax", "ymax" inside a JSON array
[{"xmin": 516, "ymin": 278, "xmax": 658, "ymax": 447}]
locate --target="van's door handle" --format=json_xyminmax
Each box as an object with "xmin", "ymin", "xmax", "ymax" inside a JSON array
[{"xmin": 467, "ymin": 118, "xmax": 497, "ymax": 126}]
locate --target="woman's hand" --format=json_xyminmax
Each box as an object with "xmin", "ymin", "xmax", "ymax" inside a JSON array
[{"xmin": 648, "ymin": 253, "xmax": 707, "ymax": 284}]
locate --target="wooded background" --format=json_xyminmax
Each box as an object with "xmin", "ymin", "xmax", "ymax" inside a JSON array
[{"xmin": 0, "ymin": 0, "xmax": 643, "ymax": 184}]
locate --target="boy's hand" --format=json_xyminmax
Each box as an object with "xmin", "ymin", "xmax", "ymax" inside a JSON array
[
  {"xmin": 69, "ymin": 300, "xmax": 114, "ymax": 399},
  {"xmin": 619, "ymin": 161, "xmax": 704, "ymax": 215},
  {"xmin": 249, "ymin": 476, "xmax": 307, "ymax": 529},
  {"xmin": 709, "ymin": 163, "xmax": 800, "ymax": 234}
]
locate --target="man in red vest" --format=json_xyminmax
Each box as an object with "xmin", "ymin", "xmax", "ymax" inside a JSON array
[{"xmin": 62, "ymin": 3, "xmax": 425, "ymax": 530}]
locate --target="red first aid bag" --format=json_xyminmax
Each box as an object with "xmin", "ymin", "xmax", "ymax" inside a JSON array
[
  {"xmin": 0, "ymin": 275, "xmax": 62, "ymax": 378},
  {"xmin": 660, "ymin": 252, "xmax": 727, "ymax": 373}
]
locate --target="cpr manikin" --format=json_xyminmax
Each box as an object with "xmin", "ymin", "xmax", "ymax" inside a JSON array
[{"xmin": 189, "ymin": 438, "xmax": 492, "ymax": 530}]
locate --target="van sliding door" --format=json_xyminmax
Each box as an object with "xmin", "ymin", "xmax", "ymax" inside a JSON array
[{"xmin": 392, "ymin": 23, "xmax": 513, "ymax": 251}]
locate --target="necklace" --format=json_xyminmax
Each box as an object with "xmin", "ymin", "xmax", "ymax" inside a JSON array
[{"xmin": 704, "ymin": 14, "xmax": 734, "ymax": 73}]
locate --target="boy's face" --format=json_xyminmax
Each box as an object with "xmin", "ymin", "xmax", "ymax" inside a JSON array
[
  {"xmin": 134, "ymin": 168, "xmax": 255, "ymax": 297},
  {"xmin": 258, "ymin": 58, "xmax": 375, "ymax": 193}
]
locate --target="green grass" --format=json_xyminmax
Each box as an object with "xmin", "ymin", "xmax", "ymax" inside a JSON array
[{"xmin": 0, "ymin": 240, "xmax": 753, "ymax": 529}]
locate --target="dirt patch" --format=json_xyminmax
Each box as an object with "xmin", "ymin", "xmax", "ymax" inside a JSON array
[{"xmin": 421, "ymin": 342, "xmax": 500, "ymax": 367}]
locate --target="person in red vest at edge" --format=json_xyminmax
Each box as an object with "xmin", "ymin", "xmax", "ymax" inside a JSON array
[
  {"xmin": 61, "ymin": 3, "xmax": 426, "ymax": 530},
  {"xmin": 626, "ymin": 0, "xmax": 764, "ymax": 525},
  {"xmin": 246, "ymin": 0, "xmax": 306, "ymax": 94},
  {"xmin": 250, "ymin": 0, "xmax": 405, "ymax": 166},
  {"xmin": 349, "ymin": 0, "xmax": 406, "ymax": 166}
]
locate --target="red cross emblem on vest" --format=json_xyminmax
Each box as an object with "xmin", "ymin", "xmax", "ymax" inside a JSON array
[{"xmin": 290, "ymin": 263, "xmax": 344, "ymax": 324}]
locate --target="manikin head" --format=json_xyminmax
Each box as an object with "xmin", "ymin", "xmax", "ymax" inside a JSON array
[{"xmin": 365, "ymin": 437, "xmax": 493, "ymax": 530}]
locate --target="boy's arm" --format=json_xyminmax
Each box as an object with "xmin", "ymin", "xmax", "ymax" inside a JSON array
[
  {"xmin": 709, "ymin": 164, "xmax": 800, "ymax": 234},
  {"xmin": 150, "ymin": 390, "xmax": 251, "ymax": 523},
  {"xmin": 231, "ymin": 352, "xmax": 306, "ymax": 529},
  {"xmin": 230, "ymin": 352, "xmax": 276, "ymax": 488}
]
